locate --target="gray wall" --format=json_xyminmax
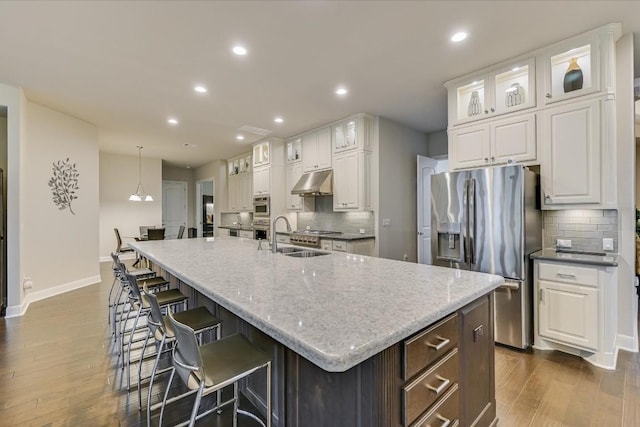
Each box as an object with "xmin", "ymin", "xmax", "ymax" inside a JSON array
[
  {"xmin": 377, "ymin": 117, "xmax": 429, "ymax": 261},
  {"xmin": 162, "ymin": 163, "xmax": 196, "ymax": 227},
  {"xmin": 426, "ymin": 129, "xmax": 448, "ymax": 158}
]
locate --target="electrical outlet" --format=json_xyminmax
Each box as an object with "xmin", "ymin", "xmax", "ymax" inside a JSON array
[
  {"xmin": 556, "ymin": 239, "xmax": 572, "ymax": 249},
  {"xmin": 359, "ymin": 229, "xmax": 365, "ymax": 234},
  {"xmin": 382, "ymin": 218, "xmax": 391, "ymax": 227},
  {"xmin": 603, "ymin": 238, "xmax": 614, "ymax": 251},
  {"xmin": 23, "ymin": 277, "xmax": 33, "ymax": 290}
]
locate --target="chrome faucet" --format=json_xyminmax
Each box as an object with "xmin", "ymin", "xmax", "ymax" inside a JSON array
[{"xmin": 271, "ymin": 215, "xmax": 292, "ymax": 253}]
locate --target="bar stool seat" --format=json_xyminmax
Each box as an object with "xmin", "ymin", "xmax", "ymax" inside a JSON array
[
  {"xmin": 198, "ymin": 334, "xmax": 271, "ymax": 387},
  {"xmin": 161, "ymin": 311, "xmax": 272, "ymax": 427},
  {"xmin": 139, "ymin": 276, "xmax": 168, "ymax": 289}
]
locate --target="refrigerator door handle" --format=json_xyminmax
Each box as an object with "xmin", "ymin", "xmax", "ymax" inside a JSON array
[
  {"xmin": 467, "ymin": 178, "xmax": 476, "ymax": 265},
  {"xmin": 462, "ymin": 178, "xmax": 470, "ymax": 264},
  {"xmin": 499, "ymin": 281, "xmax": 520, "ymax": 290}
]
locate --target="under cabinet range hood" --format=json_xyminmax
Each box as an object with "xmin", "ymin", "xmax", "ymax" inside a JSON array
[{"xmin": 291, "ymin": 170, "xmax": 333, "ymax": 196}]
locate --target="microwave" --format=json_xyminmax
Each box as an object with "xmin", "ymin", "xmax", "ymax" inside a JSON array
[{"xmin": 253, "ymin": 196, "xmax": 270, "ymax": 217}]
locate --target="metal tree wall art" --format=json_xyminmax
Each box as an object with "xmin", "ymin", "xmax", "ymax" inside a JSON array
[{"xmin": 48, "ymin": 157, "xmax": 79, "ymax": 215}]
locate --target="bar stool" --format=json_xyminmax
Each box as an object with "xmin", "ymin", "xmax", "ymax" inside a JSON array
[
  {"xmin": 139, "ymin": 283, "xmax": 222, "ymax": 423},
  {"xmin": 120, "ymin": 268, "xmax": 189, "ymax": 391},
  {"xmin": 109, "ymin": 253, "xmax": 168, "ymax": 338},
  {"xmin": 160, "ymin": 310, "xmax": 272, "ymax": 427}
]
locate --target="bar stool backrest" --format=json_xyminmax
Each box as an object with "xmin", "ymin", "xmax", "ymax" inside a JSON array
[
  {"xmin": 167, "ymin": 310, "xmax": 204, "ymax": 389},
  {"xmin": 142, "ymin": 283, "xmax": 164, "ymax": 336}
]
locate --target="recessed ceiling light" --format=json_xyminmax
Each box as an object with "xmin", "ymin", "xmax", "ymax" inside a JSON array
[
  {"xmin": 183, "ymin": 143, "xmax": 197, "ymax": 148},
  {"xmin": 194, "ymin": 85, "xmax": 207, "ymax": 93},
  {"xmin": 336, "ymin": 87, "xmax": 348, "ymax": 96},
  {"xmin": 186, "ymin": 166, "xmax": 191, "ymax": 169},
  {"xmin": 232, "ymin": 45, "xmax": 247, "ymax": 56},
  {"xmin": 168, "ymin": 118, "xmax": 179, "ymax": 125},
  {"xmin": 236, "ymin": 135, "xmax": 245, "ymax": 141},
  {"xmin": 512, "ymin": 67, "xmax": 520, "ymax": 72},
  {"xmin": 451, "ymin": 32, "xmax": 468, "ymax": 42},
  {"xmin": 274, "ymin": 117, "xmax": 284, "ymax": 123}
]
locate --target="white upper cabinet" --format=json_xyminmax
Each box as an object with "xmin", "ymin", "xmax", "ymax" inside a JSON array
[
  {"xmin": 540, "ymin": 98, "xmax": 602, "ymax": 207},
  {"xmin": 253, "ymin": 141, "xmax": 270, "ymax": 167},
  {"xmin": 302, "ymin": 127, "xmax": 332, "ymax": 172},
  {"xmin": 253, "ymin": 166, "xmax": 270, "ymax": 196},
  {"xmin": 539, "ymin": 28, "xmax": 616, "ymax": 105},
  {"xmin": 286, "ymin": 137, "xmax": 302, "ymax": 163},
  {"xmin": 333, "ymin": 150, "xmax": 372, "ymax": 211},
  {"xmin": 332, "ymin": 113, "xmax": 373, "ymax": 153},
  {"xmin": 446, "ymin": 57, "xmax": 536, "ymax": 127},
  {"xmin": 286, "ymin": 162, "xmax": 303, "ymax": 210},
  {"xmin": 449, "ymin": 113, "xmax": 536, "ymax": 170},
  {"xmin": 227, "ymin": 153, "xmax": 253, "ymax": 211}
]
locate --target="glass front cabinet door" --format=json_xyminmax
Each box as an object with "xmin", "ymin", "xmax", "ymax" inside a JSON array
[
  {"xmin": 541, "ymin": 37, "xmax": 600, "ymax": 105},
  {"xmin": 446, "ymin": 57, "xmax": 535, "ymax": 126}
]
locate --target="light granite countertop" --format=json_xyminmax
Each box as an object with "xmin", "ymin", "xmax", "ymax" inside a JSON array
[
  {"xmin": 131, "ymin": 237, "xmax": 503, "ymax": 372},
  {"xmin": 530, "ymin": 249, "xmax": 619, "ymax": 267}
]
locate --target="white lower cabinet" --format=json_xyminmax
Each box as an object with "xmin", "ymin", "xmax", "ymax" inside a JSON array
[
  {"xmin": 534, "ymin": 259, "xmax": 618, "ymax": 369},
  {"xmin": 448, "ymin": 113, "xmax": 536, "ymax": 170},
  {"xmin": 239, "ymin": 230, "xmax": 254, "ymax": 239},
  {"xmin": 538, "ymin": 279, "xmax": 598, "ymax": 351}
]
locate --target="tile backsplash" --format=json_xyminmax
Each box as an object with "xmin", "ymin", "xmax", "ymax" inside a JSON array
[
  {"xmin": 542, "ymin": 209, "xmax": 618, "ymax": 252},
  {"xmin": 296, "ymin": 196, "xmax": 374, "ymax": 234}
]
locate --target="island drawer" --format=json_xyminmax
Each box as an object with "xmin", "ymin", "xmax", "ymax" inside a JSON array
[
  {"xmin": 403, "ymin": 348, "xmax": 459, "ymax": 426},
  {"xmin": 403, "ymin": 314, "xmax": 458, "ymax": 380},
  {"xmin": 537, "ymin": 262, "xmax": 598, "ymax": 287},
  {"xmin": 332, "ymin": 240, "xmax": 347, "ymax": 252},
  {"xmin": 410, "ymin": 383, "xmax": 460, "ymax": 427}
]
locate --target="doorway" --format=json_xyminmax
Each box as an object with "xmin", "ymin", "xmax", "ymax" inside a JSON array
[
  {"xmin": 416, "ymin": 156, "xmax": 448, "ymax": 265},
  {"xmin": 162, "ymin": 180, "xmax": 187, "ymax": 239},
  {"xmin": 0, "ymin": 107, "xmax": 6, "ymax": 316},
  {"xmin": 196, "ymin": 178, "xmax": 215, "ymax": 237}
]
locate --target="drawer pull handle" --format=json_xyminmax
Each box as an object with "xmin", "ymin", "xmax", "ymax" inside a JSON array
[
  {"xmin": 557, "ymin": 273, "xmax": 576, "ymax": 279},
  {"xmin": 426, "ymin": 336, "xmax": 450, "ymax": 351},
  {"xmin": 426, "ymin": 375, "xmax": 451, "ymax": 395},
  {"xmin": 435, "ymin": 414, "xmax": 452, "ymax": 427}
]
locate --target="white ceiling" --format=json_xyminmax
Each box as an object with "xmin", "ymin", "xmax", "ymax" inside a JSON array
[{"xmin": 0, "ymin": 1, "xmax": 639, "ymax": 168}]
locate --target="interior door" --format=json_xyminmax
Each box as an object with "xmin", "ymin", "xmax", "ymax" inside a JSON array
[
  {"xmin": 162, "ymin": 180, "xmax": 187, "ymax": 239},
  {"xmin": 416, "ymin": 156, "xmax": 438, "ymax": 264}
]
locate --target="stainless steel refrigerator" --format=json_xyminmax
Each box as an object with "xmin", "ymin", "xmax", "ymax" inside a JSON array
[{"xmin": 431, "ymin": 165, "xmax": 541, "ymax": 349}]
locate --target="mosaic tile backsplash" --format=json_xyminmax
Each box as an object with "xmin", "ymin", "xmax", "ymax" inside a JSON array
[{"xmin": 542, "ymin": 209, "xmax": 618, "ymax": 253}]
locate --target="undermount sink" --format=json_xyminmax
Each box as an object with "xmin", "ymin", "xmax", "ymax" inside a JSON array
[
  {"xmin": 283, "ymin": 250, "xmax": 330, "ymax": 258},
  {"xmin": 277, "ymin": 247, "xmax": 306, "ymax": 254}
]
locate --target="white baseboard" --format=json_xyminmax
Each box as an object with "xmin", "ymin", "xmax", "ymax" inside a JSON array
[
  {"xmin": 4, "ymin": 274, "xmax": 101, "ymax": 318},
  {"xmin": 617, "ymin": 333, "xmax": 639, "ymax": 352}
]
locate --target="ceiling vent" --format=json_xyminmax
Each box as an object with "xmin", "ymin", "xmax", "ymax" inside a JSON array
[{"xmin": 238, "ymin": 125, "xmax": 272, "ymax": 136}]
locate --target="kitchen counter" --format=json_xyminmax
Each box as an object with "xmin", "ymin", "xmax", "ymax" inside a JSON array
[
  {"xmin": 131, "ymin": 236, "xmax": 502, "ymax": 372},
  {"xmin": 530, "ymin": 249, "xmax": 618, "ymax": 267},
  {"xmin": 275, "ymin": 231, "xmax": 376, "ymax": 241}
]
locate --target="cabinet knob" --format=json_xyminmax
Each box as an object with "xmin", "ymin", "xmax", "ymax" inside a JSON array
[
  {"xmin": 545, "ymin": 194, "xmax": 551, "ymax": 201},
  {"xmin": 491, "ymin": 156, "xmax": 495, "ymax": 162},
  {"xmin": 546, "ymin": 93, "xmax": 552, "ymax": 99},
  {"xmin": 484, "ymin": 110, "xmax": 489, "ymax": 114},
  {"xmin": 484, "ymin": 157, "xmax": 489, "ymax": 162},
  {"xmin": 490, "ymin": 108, "xmax": 495, "ymax": 113}
]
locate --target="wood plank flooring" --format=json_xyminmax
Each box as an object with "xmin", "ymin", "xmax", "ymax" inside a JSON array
[{"xmin": 0, "ymin": 261, "xmax": 638, "ymax": 426}]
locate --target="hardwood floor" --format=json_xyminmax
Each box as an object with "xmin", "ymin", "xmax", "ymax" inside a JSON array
[{"xmin": 0, "ymin": 261, "xmax": 638, "ymax": 426}]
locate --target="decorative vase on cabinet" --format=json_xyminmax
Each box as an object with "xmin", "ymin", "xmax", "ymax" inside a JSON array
[
  {"xmin": 563, "ymin": 57, "xmax": 584, "ymax": 93},
  {"xmin": 468, "ymin": 90, "xmax": 482, "ymax": 117}
]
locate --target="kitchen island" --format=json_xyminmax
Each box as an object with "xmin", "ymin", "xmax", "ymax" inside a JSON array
[{"xmin": 131, "ymin": 236, "xmax": 503, "ymax": 426}]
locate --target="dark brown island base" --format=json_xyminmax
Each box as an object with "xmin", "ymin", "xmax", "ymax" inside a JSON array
[{"xmin": 131, "ymin": 237, "xmax": 500, "ymax": 426}]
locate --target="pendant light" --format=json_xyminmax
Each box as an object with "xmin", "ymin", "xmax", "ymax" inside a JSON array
[{"xmin": 129, "ymin": 146, "xmax": 154, "ymax": 202}]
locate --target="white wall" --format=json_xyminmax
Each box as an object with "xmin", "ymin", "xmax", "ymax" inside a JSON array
[
  {"xmin": 99, "ymin": 152, "xmax": 162, "ymax": 260},
  {"xmin": 426, "ymin": 129, "xmax": 448, "ymax": 158},
  {"xmin": 377, "ymin": 117, "xmax": 429, "ymax": 262},
  {"xmin": 18, "ymin": 100, "xmax": 100, "ymax": 310},
  {"xmin": 615, "ymin": 34, "xmax": 638, "ymax": 350}
]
